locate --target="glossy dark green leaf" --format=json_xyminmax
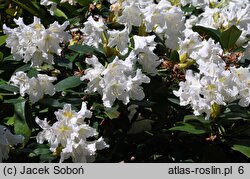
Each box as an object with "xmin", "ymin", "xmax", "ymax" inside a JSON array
[
  {"xmin": 181, "ymin": 5, "xmax": 196, "ymax": 13},
  {"xmin": 39, "ymin": 98, "xmax": 63, "ymax": 108},
  {"xmin": 12, "ymin": 0, "xmax": 47, "ymax": 19},
  {"xmin": 55, "ymin": 76, "xmax": 82, "ymax": 92},
  {"xmin": 53, "ymin": 8, "xmax": 68, "ymax": 19},
  {"xmin": 27, "ymin": 68, "xmax": 39, "ymax": 78},
  {"xmin": 168, "ymin": 98, "xmax": 180, "ymax": 105},
  {"xmin": 220, "ymin": 25, "xmax": 242, "ymax": 50},
  {"xmin": 0, "ymin": 84, "xmax": 19, "ymax": 93},
  {"xmin": 183, "ymin": 115, "xmax": 209, "ymax": 123},
  {"xmin": 0, "ymin": 35, "xmax": 7, "ymax": 46},
  {"xmin": 69, "ymin": 44, "xmax": 106, "ymax": 59},
  {"xmin": 104, "ymin": 105, "xmax": 120, "ymax": 119},
  {"xmin": 75, "ymin": 0, "xmax": 91, "ymax": 6},
  {"xmin": 33, "ymin": 147, "xmax": 51, "ymax": 156},
  {"xmin": 0, "ymin": 52, "xmax": 3, "ymax": 61},
  {"xmin": 3, "ymin": 55, "xmax": 14, "ymax": 61},
  {"xmin": 13, "ymin": 100, "xmax": 32, "ymax": 144},
  {"xmin": 169, "ymin": 50, "xmax": 179, "ymax": 62},
  {"xmin": 230, "ymin": 139, "xmax": 250, "ymax": 158},
  {"xmin": 169, "ymin": 122, "xmax": 208, "ymax": 134},
  {"xmin": 54, "ymin": 56, "xmax": 73, "ymax": 69},
  {"xmin": 192, "ymin": 26, "xmax": 221, "ymax": 43}
]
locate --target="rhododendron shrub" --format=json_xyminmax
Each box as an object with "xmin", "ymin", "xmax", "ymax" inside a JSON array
[{"xmin": 0, "ymin": 0, "xmax": 249, "ymax": 163}]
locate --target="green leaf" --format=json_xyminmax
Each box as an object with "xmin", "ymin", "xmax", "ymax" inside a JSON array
[
  {"xmin": 39, "ymin": 98, "xmax": 63, "ymax": 108},
  {"xmin": 192, "ymin": 26, "xmax": 221, "ymax": 43},
  {"xmin": 33, "ymin": 147, "xmax": 51, "ymax": 156},
  {"xmin": 168, "ymin": 98, "xmax": 180, "ymax": 105},
  {"xmin": 13, "ymin": 100, "xmax": 32, "ymax": 144},
  {"xmin": 183, "ymin": 114, "xmax": 209, "ymax": 123},
  {"xmin": 5, "ymin": 116, "xmax": 15, "ymax": 126},
  {"xmin": 230, "ymin": 139, "xmax": 250, "ymax": 158},
  {"xmin": 75, "ymin": 0, "xmax": 90, "ymax": 6},
  {"xmin": 0, "ymin": 52, "xmax": 4, "ymax": 61},
  {"xmin": 220, "ymin": 25, "xmax": 242, "ymax": 50},
  {"xmin": 55, "ymin": 76, "xmax": 82, "ymax": 92},
  {"xmin": 0, "ymin": 35, "xmax": 7, "ymax": 46},
  {"xmin": 27, "ymin": 68, "xmax": 39, "ymax": 78},
  {"xmin": 93, "ymin": 121, "xmax": 99, "ymax": 130},
  {"xmin": 53, "ymin": 8, "xmax": 68, "ymax": 19},
  {"xmin": 69, "ymin": 44, "xmax": 106, "ymax": 59},
  {"xmin": 181, "ymin": 5, "xmax": 196, "ymax": 13},
  {"xmin": 12, "ymin": 0, "xmax": 47, "ymax": 19},
  {"xmin": 54, "ymin": 56, "xmax": 73, "ymax": 69},
  {"xmin": 104, "ymin": 105, "xmax": 120, "ymax": 119},
  {"xmin": 0, "ymin": 84, "xmax": 19, "ymax": 93},
  {"xmin": 169, "ymin": 50, "xmax": 179, "ymax": 62},
  {"xmin": 3, "ymin": 55, "xmax": 14, "ymax": 61},
  {"xmin": 169, "ymin": 122, "xmax": 208, "ymax": 134}
]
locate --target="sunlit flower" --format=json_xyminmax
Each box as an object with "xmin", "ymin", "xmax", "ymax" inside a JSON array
[
  {"xmin": 107, "ymin": 27, "xmax": 129, "ymax": 55},
  {"xmin": 10, "ymin": 72, "xmax": 57, "ymax": 103},
  {"xmin": 3, "ymin": 17, "xmax": 70, "ymax": 67},
  {"xmin": 81, "ymin": 55, "xmax": 150, "ymax": 108},
  {"xmin": 81, "ymin": 16, "xmax": 107, "ymax": 48},
  {"xmin": 36, "ymin": 102, "xmax": 108, "ymax": 163}
]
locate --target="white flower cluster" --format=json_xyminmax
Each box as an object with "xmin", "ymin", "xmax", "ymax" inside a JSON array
[
  {"xmin": 107, "ymin": 0, "xmax": 186, "ymax": 50},
  {"xmin": 81, "ymin": 0, "xmax": 191, "ymax": 108},
  {"xmin": 141, "ymin": 0, "xmax": 185, "ymax": 49},
  {"xmin": 81, "ymin": 55, "xmax": 150, "ymax": 108},
  {"xmin": 181, "ymin": 1, "xmax": 250, "ymax": 47},
  {"xmin": 174, "ymin": 1, "xmax": 250, "ymax": 119},
  {"xmin": 0, "ymin": 125, "xmax": 24, "ymax": 162},
  {"xmin": 179, "ymin": 0, "xmax": 249, "ymax": 9},
  {"xmin": 198, "ymin": 3, "xmax": 250, "ymax": 45},
  {"xmin": 36, "ymin": 102, "xmax": 109, "ymax": 162},
  {"xmin": 10, "ymin": 71, "xmax": 57, "ymax": 103},
  {"xmin": 81, "ymin": 16, "xmax": 107, "ymax": 49},
  {"xmin": 80, "ymin": 16, "xmax": 162, "ymax": 74},
  {"xmin": 3, "ymin": 17, "xmax": 71, "ymax": 67},
  {"xmin": 174, "ymin": 66, "xmax": 250, "ymax": 119},
  {"xmin": 179, "ymin": 0, "xmax": 219, "ymax": 8}
]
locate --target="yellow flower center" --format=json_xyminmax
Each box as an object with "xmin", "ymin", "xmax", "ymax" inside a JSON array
[
  {"xmin": 63, "ymin": 111, "xmax": 73, "ymax": 118},
  {"xmin": 58, "ymin": 125, "xmax": 70, "ymax": 132}
]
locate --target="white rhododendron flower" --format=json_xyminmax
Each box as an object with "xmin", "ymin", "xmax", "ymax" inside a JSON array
[
  {"xmin": 0, "ymin": 125, "xmax": 24, "ymax": 162},
  {"xmin": 107, "ymin": 27, "xmax": 129, "ymax": 55},
  {"xmin": 172, "ymin": 0, "xmax": 250, "ymax": 120},
  {"xmin": 36, "ymin": 102, "xmax": 109, "ymax": 163},
  {"xmin": 143, "ymin": 1, "xmax": 185, "ymax": 49},
  {"xmin": 3, "ymin": 17, "xmax": 71, "ymax": 67},
  {"xmin": 80, "ymin": 55, "xmax": 105, "ymax": 94},
  {"xmin": 174, "ymin": 66, "xmax": 250, "ymax": 119},
  {"xmin": 116, "ymin": 2, "xmax": 143, "ymax": 31},
  {"xmin": 81, "ymin": 55, "xmax": 150, "ymax": 108},
  {"xmin": 81, "ymin": 16, "xmax": 107, "ymax": 48},
  {"xmin": 194, "ymin": 2, "xmax": 250, "ymax": 46},
  {"xmin": 10, "ymin": 71, "xmax": 57, "ymax": 103},
  {"xmin": 132, "ymin": 35, "xmax": 161, "ymax": 75}
]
